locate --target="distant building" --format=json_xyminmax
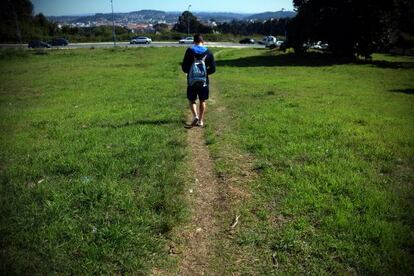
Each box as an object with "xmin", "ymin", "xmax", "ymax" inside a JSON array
[{"xmin": 127, "ymin": 23, "xmax": 154, "ymax": 33}]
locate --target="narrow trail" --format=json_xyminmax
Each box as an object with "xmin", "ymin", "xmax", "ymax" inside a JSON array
[
  {"xmin": 177, "ymin": 123, "xmax": 220, "ymax": 275},
  {"xmin": 172, "ymin": 49, "xmax": 250, "ymax": 275},
  {"xmin": 175, "ymin": 50, "xmax": 231, "ymax": 275}
]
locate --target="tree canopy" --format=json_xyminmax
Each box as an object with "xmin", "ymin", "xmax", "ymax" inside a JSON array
[
  {"xmin": 287, "ymin": 0, "xmax": 414, "ymax": 57},
  {"xmin": 0, "ymin": 0, "xmax": 33, "ymax": 42},
  {"xmin": 173, "ymin": 11, "xmax": 213, "ymax": 34},
  {"xmin": 217, "ymin": 18, "xmax": 290, "ymax": 36}
]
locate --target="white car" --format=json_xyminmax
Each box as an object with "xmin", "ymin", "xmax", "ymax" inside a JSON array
[
  {"xmin": 263, "ymin": 36, "xmax": 280, "ymax": 48},
  {"xmin": 311, "ymin": 41, "xmax": 329, "ymax": 50},
  {"xmin": 179, "ymin": 37, "xmax": 194, "ymax": 44},
  {"xmin": 130, "ymin": 37, "xmax": 152, "ymax": 44}
]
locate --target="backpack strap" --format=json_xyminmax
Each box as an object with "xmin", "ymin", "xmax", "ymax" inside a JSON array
[{"xmin": 194, "ymin": 54, "xmax": 207, "ymax": 62}]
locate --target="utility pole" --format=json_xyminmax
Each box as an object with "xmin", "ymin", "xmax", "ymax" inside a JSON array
[
  {"xmin": 111, "ymin": 0, "xmax": 116, "ymax": 46},
  {"xmin": 187, "ymin": 4, "xmax": 191, "ymax": 35}
]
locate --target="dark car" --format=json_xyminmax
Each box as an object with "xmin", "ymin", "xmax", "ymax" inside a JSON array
[
  {"xmin": 28, "ymin": 40, "xmax": 51, "ymax": 48},
  {"xmin": 49, "ymin": 38, "xmax": 69, "ymax": 46},
  {"xmin": 239, "ymin": 38, "xmax": 255, "ymax": 44}
]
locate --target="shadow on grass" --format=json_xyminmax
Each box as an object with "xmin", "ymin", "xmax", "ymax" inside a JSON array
[
  {"xmin": 389, "ymin": 89, "xmax": 414, "ymax": 95},
  {"xmin": 100, "ymin": 119, "xmax": 182, "ymax": 128},
  {"xmin": 216, "ymin": 52, "xmax": 414, "ymax": 69}
]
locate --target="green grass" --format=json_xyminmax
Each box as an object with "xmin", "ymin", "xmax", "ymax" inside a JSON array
[
  {"xmin": 1, "ymin": 47, "xmax": 413, "ymax": 274},
  {"xmin": 0, "ymin": 47, "xmax": 189, "ymax": 274},
  {"xmin": 206, "ymin": 49, "xmax": 414, "ymax": 274}
]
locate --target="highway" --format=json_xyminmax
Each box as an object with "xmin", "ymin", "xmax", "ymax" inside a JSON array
[{"xmin": 0, "ymin": 41, "xmax": 265, "ymax": 49}]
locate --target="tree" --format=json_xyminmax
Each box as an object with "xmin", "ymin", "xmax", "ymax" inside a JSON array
[
  {"xmin": 216, "ymin": 19, "xmax": 290, "ymax": 36},
  {"xmin": 153, "ymin": 23, "xmax": 169, "ymax": 33},
  {"xmin": 0, "ymin": 0, "xmax": 62, "ymax": 42},
  {"xmin": 34, "ymin": 13, "xmax": 47, "ymax": 27},
  {"xmin": 0, "ymin": 0, "xmax": 33, "ymax": 42},
  {"xmin": 287, "ymin": 0, "xmax": 401, "ymax": 57},
  {"xmin": 390, "ymin": 0, "xmax": 414, "ymax": 53},
  {"xmin": 173, "ymin": 11, "xmax": 212, "ymax": 34}
]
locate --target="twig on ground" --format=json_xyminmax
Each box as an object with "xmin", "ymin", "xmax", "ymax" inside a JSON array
[
  {"xmin": 272, "ymin": 252, "xmax": 279, "ymax": 268},
  {"xmin": 230, "ymin": 215, "xmax": 241, "ymax": 229}
]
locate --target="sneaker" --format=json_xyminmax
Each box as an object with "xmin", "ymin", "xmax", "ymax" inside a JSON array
[
  {"xmin": 197, "ymin": 121, "xmax": 204, "ymax": 127},
  {"xmin": 190, "ymin": 117, "xmax": 199, "ymax": 126}
]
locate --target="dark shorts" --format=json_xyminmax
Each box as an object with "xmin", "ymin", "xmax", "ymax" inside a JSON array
[{"xmin": 187, "ymin": 85, "xmax": 209, "ymax": 102}]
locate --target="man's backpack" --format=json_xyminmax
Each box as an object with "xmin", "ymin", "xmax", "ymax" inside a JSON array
[{"xmin": 188, "ymin": 55, "xmax": 207, "ymax": 88}]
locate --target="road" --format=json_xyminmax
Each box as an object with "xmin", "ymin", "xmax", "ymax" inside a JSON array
[{"xmin": 0, "ymin": 41, "xmax": 265, "ymax": 49}]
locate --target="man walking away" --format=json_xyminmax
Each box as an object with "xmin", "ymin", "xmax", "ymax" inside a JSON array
[{"xmin": 182, "ymin": 34, "xmax": 216, "ymax": 127}]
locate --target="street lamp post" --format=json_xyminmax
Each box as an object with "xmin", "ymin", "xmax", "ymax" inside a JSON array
[
  {"xmin": 187, "ymin": 4, "xmax": 191, "ymax": 35},
  {"xmin": 111, "ymin": 0, "xmax": 116, "ymax": 47}
]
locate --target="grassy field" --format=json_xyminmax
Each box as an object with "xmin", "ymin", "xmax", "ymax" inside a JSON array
[
  {"xmin": 207, "ymin": 49, "xmax": 414, "ymax": 274},
  {"xmin": 0, "ymin": 47, "xmax": 189, "ymax": 274},
  {"xmin": 0, "ymin": 47, "xmax": 413, "ymax": 274}
]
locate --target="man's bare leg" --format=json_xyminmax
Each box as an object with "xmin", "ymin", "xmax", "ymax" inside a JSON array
[
  {"xmin": 190, "ymin": 101, "xmax": 198, "ymax": 118},
  {"xmin": 190, "ymin": 101, "xmax": 199, "ymax": 125},
  {"xmin": 198, "ymin": 100, "xmax": 206, "ymax": 126}
]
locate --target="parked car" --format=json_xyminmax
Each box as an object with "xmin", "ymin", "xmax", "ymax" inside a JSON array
[
  {"xmin": 239, "ymin": 38, "xmax": 255, "ymax": 44},
  {"xmin": 263, "ymin": 36, "xmax": 278, "ymax": 48},
  {"xmin": 179, "ymin": 37, "xmax": 194, "ymax": 44},
  {"xmin": 49, "ymin": 38, "xmax": 69, "ymax": 46},
  {"xmin": 28, "ymin": 40, "xmax": 51, "ymax": 48},
  {"xmin": 130, "ymin": 37, "xmax": 152, "ymax": 44},
  {"xmin": 311, "ymin": 41, "xmax": 329, "ymax": 50}
]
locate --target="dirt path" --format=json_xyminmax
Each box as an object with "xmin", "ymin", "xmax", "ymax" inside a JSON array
[
  {"xmin": 170, "ymin": 50, "xmax": 252, "ymax": 275},
  {"xmin": 176, "ymin": 122, "xmax": 220, "ymax": 275}
]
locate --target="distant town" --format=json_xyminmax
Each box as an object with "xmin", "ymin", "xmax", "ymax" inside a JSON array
[{"xmin": 48, "ymin": 9, "xmax": 296, "ymax": 33}]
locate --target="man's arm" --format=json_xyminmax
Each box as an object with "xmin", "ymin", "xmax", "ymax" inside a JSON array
[
  {"xmin": 207, "ymin": 52, "xmax": 216, "ymax": 75},
  {"xmin": 181, "ymin": 49, "xmax": 193, "ymax": 74}
]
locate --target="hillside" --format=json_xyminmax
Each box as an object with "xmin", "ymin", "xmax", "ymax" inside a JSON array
[
  {"xmin": 48, "ymin": 9, "xmax": 295, "ymax": 24},
  {"xmin": 245, "ymin": 10, "xmax": 297, "ymax": 21}
]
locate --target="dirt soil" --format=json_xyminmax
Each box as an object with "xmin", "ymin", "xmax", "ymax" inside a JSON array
[{"xmin": 176, "ymin": 124, "xmax": 221, "ymax": 275}]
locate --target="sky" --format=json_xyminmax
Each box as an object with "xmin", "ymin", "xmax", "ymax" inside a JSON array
[{"xmin": 32, "ymin": 0, "xmax": 294, "ymax": 16}]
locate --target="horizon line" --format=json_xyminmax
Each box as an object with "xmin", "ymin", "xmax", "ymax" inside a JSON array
[{"xmin": 44, "ymin": 9, "xmax": 296, "ymax": 17}]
